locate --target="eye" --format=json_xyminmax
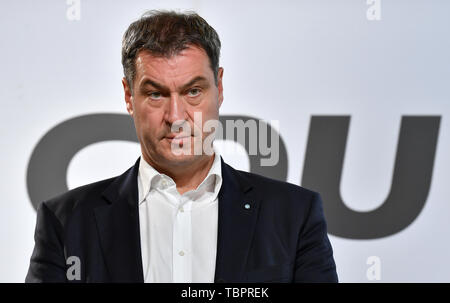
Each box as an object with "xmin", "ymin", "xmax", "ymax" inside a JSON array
[
  {"xmin": 187, "ymin": 88, "xmax": 201, "ymax": 97},
  {"xmin": 147, "ymin": 91, "xmax": 162, "ymax": 100}
]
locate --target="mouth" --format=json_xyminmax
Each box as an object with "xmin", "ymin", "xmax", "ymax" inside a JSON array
[{"xmin": 164, "ymin": 134, "xmax": 192, "ymax": 143}]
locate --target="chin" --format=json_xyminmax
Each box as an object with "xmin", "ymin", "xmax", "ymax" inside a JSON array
[{"xmin": 162, "ymin": 150, "xmax": 199, "ymax": 164}]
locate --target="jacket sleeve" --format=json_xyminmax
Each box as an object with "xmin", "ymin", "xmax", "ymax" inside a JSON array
[
  {"xmin": 294, "ymin": 192, "xmax": 338, "ymax": 282},
  {"xmin": 25, "ymin": 201, "xmax": 67, "ymax": 282}
]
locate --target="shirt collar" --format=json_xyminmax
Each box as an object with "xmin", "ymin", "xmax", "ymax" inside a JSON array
[{"xmin": 138, "ymin": 147, "xmax": 223, "ymax": 204}]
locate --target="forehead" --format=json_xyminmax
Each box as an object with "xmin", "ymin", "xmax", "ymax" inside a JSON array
[{"xmin": 134, "ymin": 46, "xmax": 213, "ymax": 85}]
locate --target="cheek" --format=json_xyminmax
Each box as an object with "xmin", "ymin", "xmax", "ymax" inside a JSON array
[
  {"xmin": 204, "ymin": 101, "xmax": 220, "ymax": 120},
  {"xmin": 192, "ymin": 107, "xmax": 219, "ymax": 135},
  {"xmin": 135, "ymin": 107, "xmax": 165, "ymax": 137}
]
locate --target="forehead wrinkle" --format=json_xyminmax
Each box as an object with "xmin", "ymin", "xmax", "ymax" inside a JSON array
[{"xmin": 136, "ymin": 47, "xmax": 213, "ymax": 91}]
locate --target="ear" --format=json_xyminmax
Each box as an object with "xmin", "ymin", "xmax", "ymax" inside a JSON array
[
  {"xmin": 122, "ymin": 77, "xmax": 134, "ymax": 116},
  {"xmin": 217, "ymin": 67, "xmax": 224, "ymax": 108}
]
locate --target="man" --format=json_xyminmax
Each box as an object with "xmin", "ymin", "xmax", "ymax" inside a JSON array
[{"xmin": 26, "ymin": 10, "xmax": 338, "ymax": 283}]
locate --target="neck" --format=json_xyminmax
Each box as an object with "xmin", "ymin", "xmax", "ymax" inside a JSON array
[{"xmin": 144, "ymin": 154, "xmax": 216, "ymax": 195}]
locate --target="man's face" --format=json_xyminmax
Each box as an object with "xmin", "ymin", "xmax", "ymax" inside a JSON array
[{"xmin": 122, "ymin": 45, "xmax": 223, "ymax": 169}]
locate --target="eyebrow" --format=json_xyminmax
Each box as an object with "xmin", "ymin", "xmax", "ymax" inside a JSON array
[{"xmin": 140, "ymin": 76, "xmax": 210, "ymax": 94}]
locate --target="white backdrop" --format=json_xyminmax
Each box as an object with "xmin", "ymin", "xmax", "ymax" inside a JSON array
[{"xmin": 1, "ymin": 0, "xmax": 449, "ymax": 282}]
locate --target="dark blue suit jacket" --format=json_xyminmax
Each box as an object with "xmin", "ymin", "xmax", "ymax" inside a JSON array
[{"xmin": 26, "ymin": 157, "xmax": 338, "ymax": 283}]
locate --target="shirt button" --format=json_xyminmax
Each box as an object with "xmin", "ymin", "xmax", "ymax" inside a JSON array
[
  {"xmin": 161, "ymin": 180, "xmax": 167, "ymax": 187},
  {"xmin": 179, "ymin": 206, "xmax": 184, "ymax": 213},
  {"xmin": 179, "ymin": 250, "xmax": 185, "ymax": 256}
]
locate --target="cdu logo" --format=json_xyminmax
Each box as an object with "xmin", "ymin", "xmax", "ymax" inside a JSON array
[{"xmin": 26, "ymin": 114, "xmax": 440, "ymax": 240}]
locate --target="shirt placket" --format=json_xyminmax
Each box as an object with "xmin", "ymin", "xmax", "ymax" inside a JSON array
[{"xmin": 172, "ymin": 194, "xmax": 192, "ymax": 282}]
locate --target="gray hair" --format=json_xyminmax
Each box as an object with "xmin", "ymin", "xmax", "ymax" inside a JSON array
[{"xmin": 121, "ymin": 10, "xmax": 221, "ymax": 93}]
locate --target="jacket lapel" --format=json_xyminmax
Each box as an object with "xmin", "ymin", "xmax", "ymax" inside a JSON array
[
  {"xmin": 92, "ymin": 156, "xmax": 261, "ymax": 283},
  {"xmin": 94, "ymin": 158, "xmax": 144, "ymax": 282},
  {"xmin": 214, "ymin": 159, "xmax": 262, "ymax": 282}
]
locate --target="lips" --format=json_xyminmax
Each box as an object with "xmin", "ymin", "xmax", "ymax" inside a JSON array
[
  {"xmin": 165, "ymin": 133, "xmax": 191, "ymax": 139},
  {"xmin": 164, "ymin": 134, "xmax": 192, "ymax": 144}
]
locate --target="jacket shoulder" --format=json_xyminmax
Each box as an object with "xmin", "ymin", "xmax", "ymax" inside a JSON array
[
  {"xmin": 234, "ymin": 168, "xmax": 318, "ymax": 200},
  {"xmin": 228, "ymin": 166, "xmax": 325, "ymax": 225},
  {"xmin": 40, "ymin": 176, "xmax": 117, "ymax": 225}
]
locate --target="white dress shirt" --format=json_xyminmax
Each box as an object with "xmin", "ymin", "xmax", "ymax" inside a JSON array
[{"xmin": 137, "ymin": 150, "xmax": 222, "ymax": 283}]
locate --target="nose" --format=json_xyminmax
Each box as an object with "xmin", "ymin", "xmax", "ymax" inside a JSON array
[{"xmin": 165, "ymin": 93, "xmax": 187, "ymax": 126}]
